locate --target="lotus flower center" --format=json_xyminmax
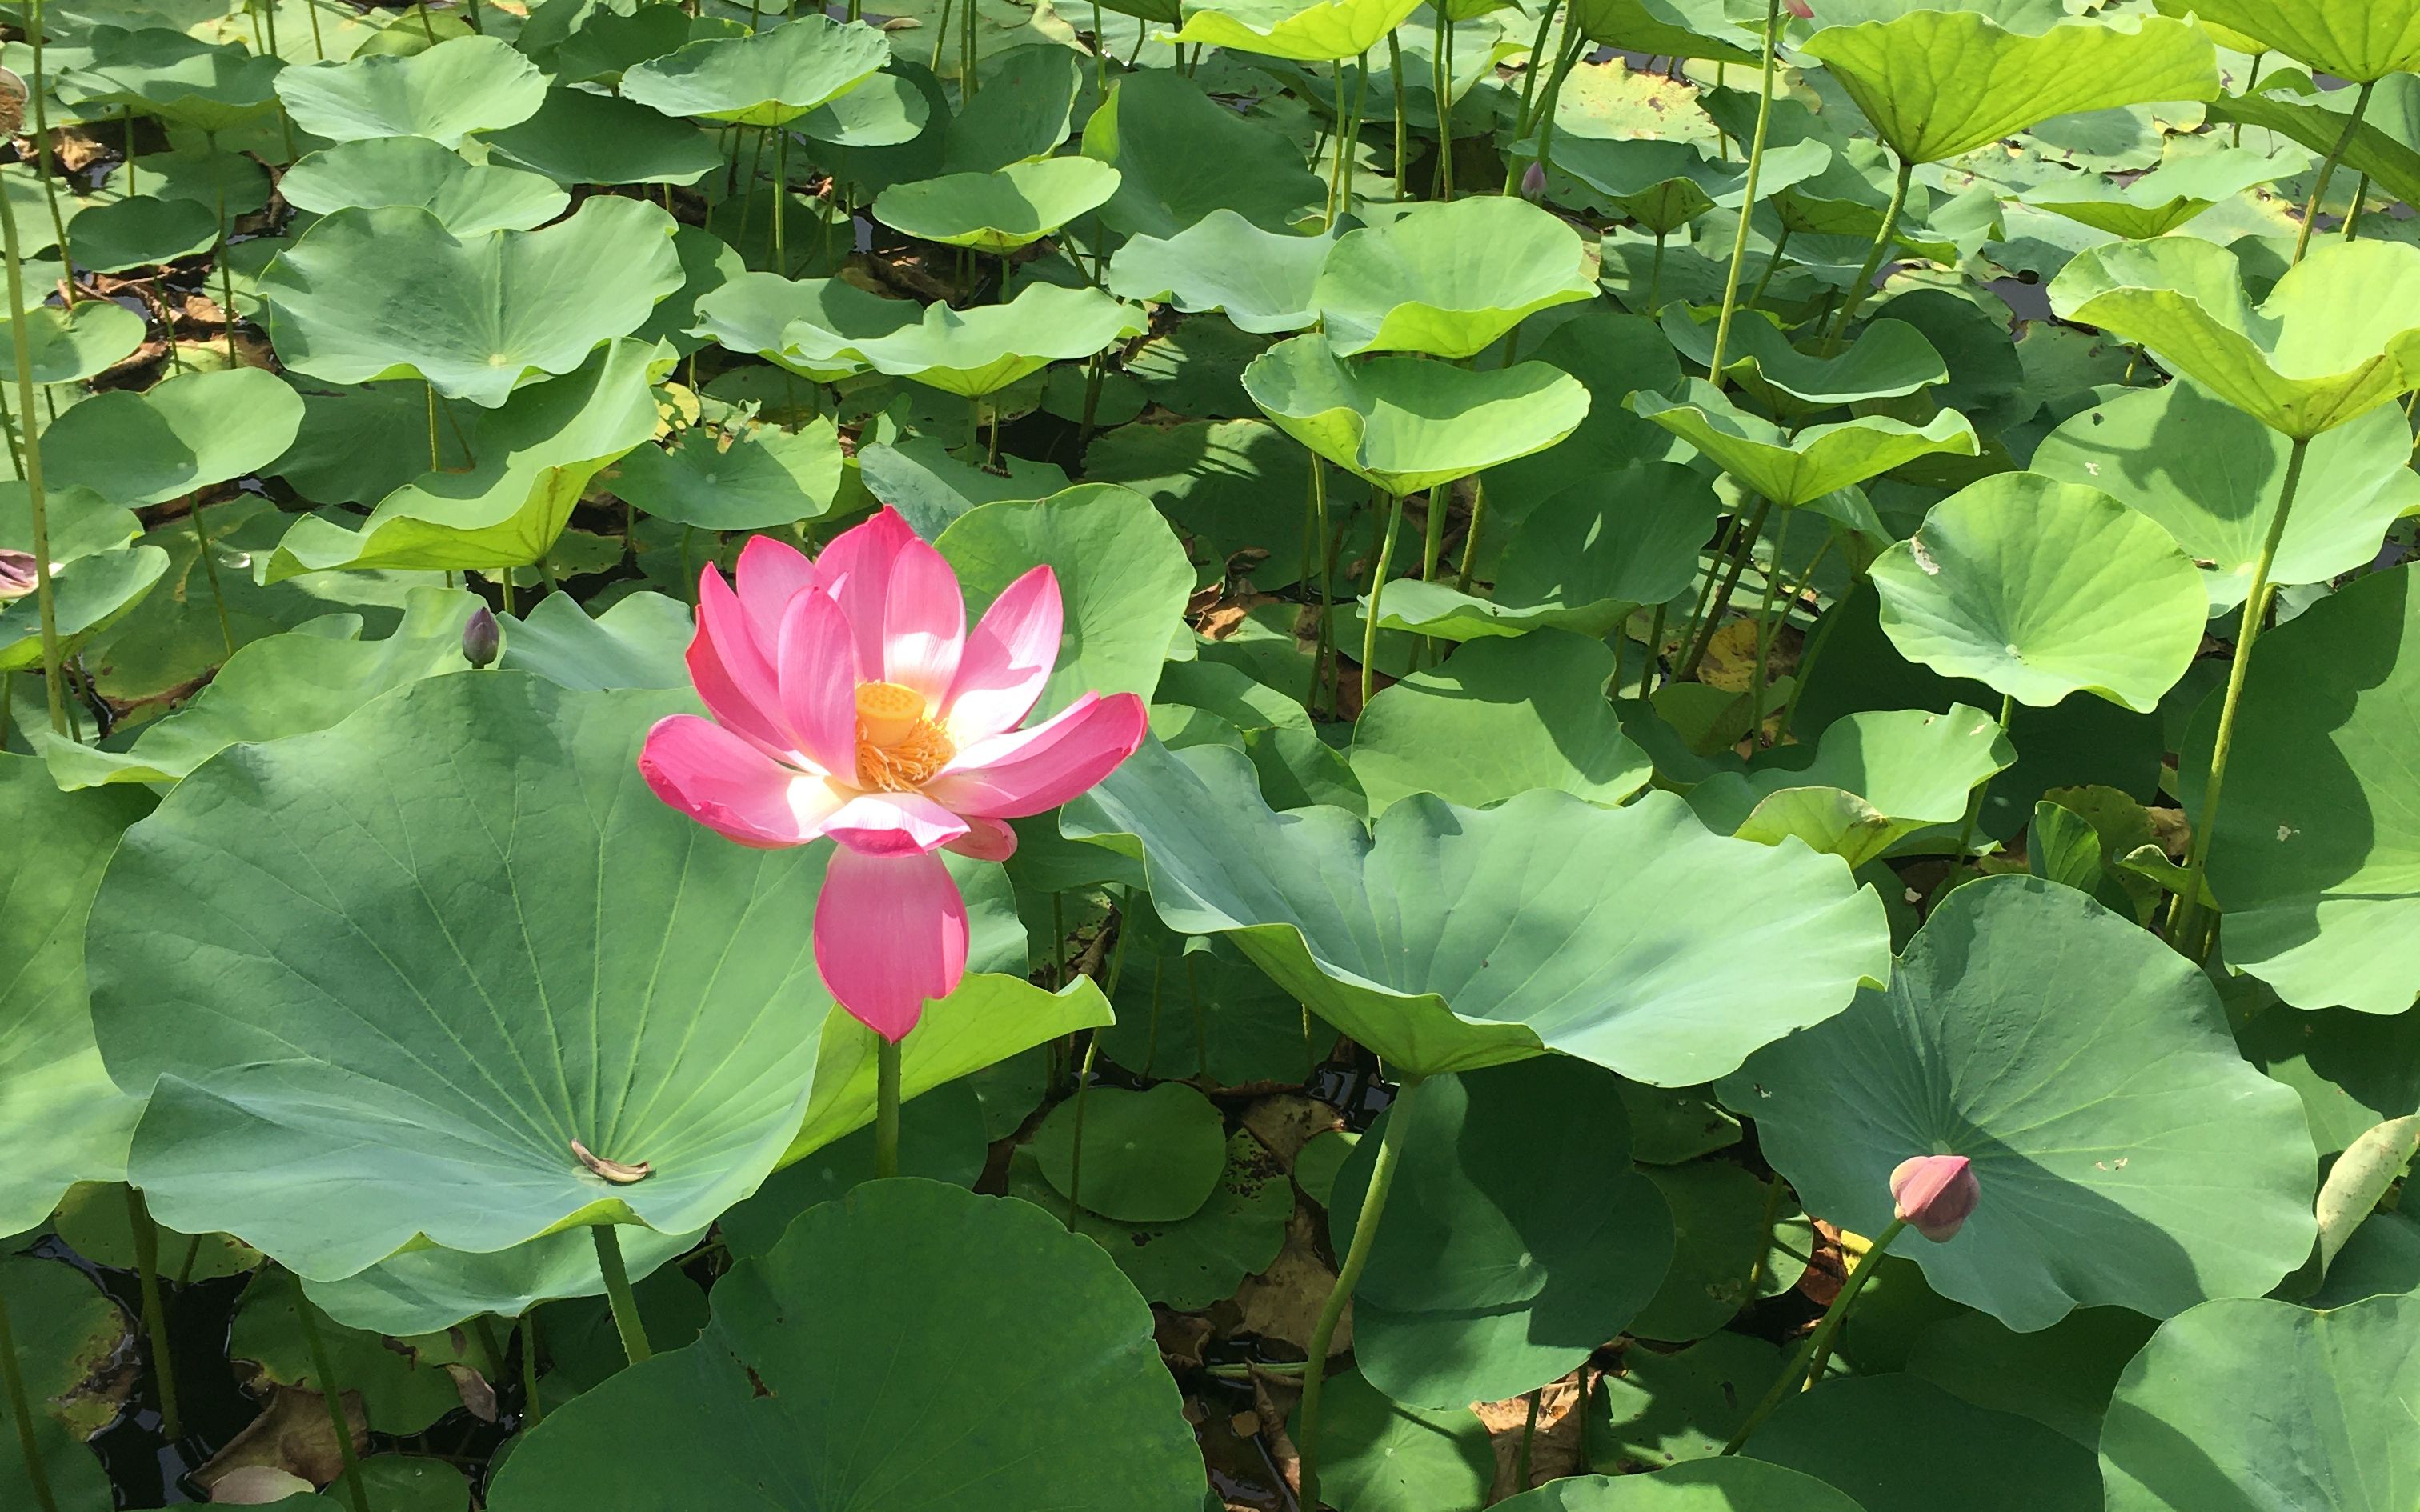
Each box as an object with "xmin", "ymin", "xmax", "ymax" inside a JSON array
[{"xmin": 853, "ymin": 681, "xmax": 953, "ymax": 790}]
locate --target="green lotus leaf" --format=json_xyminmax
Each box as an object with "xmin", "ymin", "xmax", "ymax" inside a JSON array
[
  {"xmin": 0, "ymin": 1252, "xmax": 126, "ymax": 1511},
  {"xmin": 1105, "ymin": 208, "xmax": 1329, "ymax": 334},
  {"xmin": 1721, "ymin": 875, "xmax": 2318, "ymax": 1331},
  {"xmin": 1742, "ymin": 1374, "xmax": 2099, "ymax": 1512},
  {"xmin": 1080, "ymin": 69, "xmax": 1327, "ymax": 237},
  {"xmin": 42, "ymin": 366, "xmax": 306, "ymax": 507},
  {"xmin": 1629, "ymin": 1162, "xmax": 1811, "ymax": 1342},
  {"xmin": 938, "ymin": 43, "xmax": 1083, "ymax": 172},
  {"xmin": 1660, "ymin": 310, "xmax": 1948, "ymax": 407},
  {"xmin": 1312, "ymin": 196, "xmax": 1597, "ymax": 359},
  {"xmin": 480, "ymin": 86, "xmax": 727, "ymax": 186},
  {"xmin": 1687, "ymin": 704, "xmax": 2017, "ymax": 862},
  {"xmin": 795, "ymin": 63, "xmax": 932, "ymax": 149},
  {"xmin": 497, "ymin": 590, "xmax": 693, "ymax": 693},
  {"xmin": 65, "ymin": 24, "xmax": 282, "ymax": 133},
  {"xmin": 872, "ymin": 156, "xmax": 1122, "ymax": 252},
  {"xmin": 1335, "ymin": 1058, "xmax": 1673, "ymax": 1407},
  {"xmin": 1030, "ymin": 1082, "xmax": 1226, "ymax": 1223},
  {"xmin": 1002, "ymin": 1128, "xmax": 1288, "ymax": 1309},
  {"xmin": 2016, "ymin": 142, "xmax": 2298, "ymax": 239},
  {"xmin": 2103, "ymin": 1294, "xmax": 2418, "ymax": 1511},
  {"xmin": 620, "ymin": 14, "xmax": 889, "ymax": 125},
  {"xmin": 0, "ymin": 545, "xmax": 170, "ymax": 671},
  {"xmin": 0, "ymin": 298, "xmax": 146, "ymax": 383},
  {"xmin": 1510, "ymin": 1461, "xmax": 1865, "ymax": 1512},
  {"xmin": 2146, "ymin": 0, "xmax": 2267, "ymax": 54},
  {"xmin": 1572, "ymin": 0, "xmax": 1761, "ymax": 62},
  {"xmin": 1905, "ymin": 1306, "xmax": 2156, "ymax": 1450},
  {"xmin": 2183, "ymin": 566, "xmax": 2420, "ymax": 1016},
  {"xmin": 1083, "ymin": 415, "xmax": 1366, "ymax": 592},
  {"xmin": 608, "ymin": 418, "xmax": 841, "ymax": 533},
  {"xmin": 1065, "ymin": 738, "xmax": 1889, "ymax": 1081},
  {"xmin": 0, "ymin": 762, "xmax": 151, "ymax": 1238},
  {"xmin": 2203, "ymin": 70, "xmax": 2420, "ymax": 212},
  {"xmin": 0, "ymin": 485, "xmax": 139, "ymax": 568},
  {"xmin": 839, "ymin": 283, "xmax": 1148, "ymax": 396},
  {"xmin": 1585, "ymin": 1331, "xmax": 1779, "ymax": 1467},
  {"xmin": 1628, "ymin": 379, "xmax": 1981, "ymax": 506},
  {"xmin": 2032, "ymin": 379, "xmax": 2420, "ymax": 613},
  {"xmin": 2157, "ymin": 0, "xmax": 2420, "ymax": 81},
  {"xmin": 722, "ymin": 1079, "xmax": 987, "ymax": 1254},
  {"xmin": 280, "ymin": 136, "xmax": 569, "ymax": 234},
  {"xmin": 688, "ymin": 270, "xmax": 924, "ymax": 380},
  {"xmin": 1549, "ymin": 137, "xmax": 1831, "ymax": 235},
  {"xmin": 1300, "ymin": 1370, "xmax": 1494, "ymax": 1512},
  {"xmin": 1164, "ymin": 0, "xmax": 1427, "ymax": 61},
  {"xmin": 1244, "ymin": 332, "xmax": 1592, "ymax": 496},
  {"xmin": 1868, "ymin": 473, "xmax": 2207, "ymax": 713},
  {"xmin": 2047, "ymin": 237, "xmax": 2420, "ymax": 440},
  {"xmin": 273, "ymin": 34, "xmax": 544, "ymax": 147},
  {"xmin": 483, "ymin": 1182, "xmax": 1204, "ymax": 1512},
  {"xmin": 259, "ymin": 197, "xmax": 683, "ymax": 407},
  {"xmin": 1350, "ymin": 630, "xmax": 1653, "ymax": 811},
  {"xmin": 64, "ymin": 192, "xmax": 217, "ymax": 272},
  {"xmin": 1800, "ymin": 2, "xmax": 2219, "ymax": 166},
  {"xmin": 263, "ymin": 339, "xmax": 659, "ymax": 579}
]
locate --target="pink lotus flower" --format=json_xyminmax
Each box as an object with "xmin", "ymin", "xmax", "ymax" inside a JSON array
[
  {"xmin": 1890, "ymin": 1154, "xmax": 1980, "ymax": 1242},
  {"xmin": 638, "ymin": 506, "xmax": 1148, "ymax": 1042}
]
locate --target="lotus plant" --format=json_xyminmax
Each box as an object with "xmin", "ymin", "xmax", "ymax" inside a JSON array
[{"xmin": 638, "ymin": 507, "xmax": 1147, "ymax": 1173}]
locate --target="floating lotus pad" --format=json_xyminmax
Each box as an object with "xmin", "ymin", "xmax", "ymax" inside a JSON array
[
  {"xmin": 279, "ymin": 136, "xmax": 570, "ymax": 235},
  {"xmin": 66, "ymin": 193, "xmax": 218, "ymax": 272},
  {"xmin": 835, "ymin": 283, "xmax": 1149, "ymax": 397},
  {"xmin": 1628, "ymin": 379, "xmax": 1980, "ymax": 506},
  {"xmin": 620, "ymin": 14, "xmax": 890, "ymax": 126},
  {"xmin": 273, "ymin": 34, "xmax": 547, "ymax": 148},
  {"xmin": 0, "ymin": 298, "xmax": 146, "ymax": 382},
  {"xmin": 871, "ymin": 157, "xmax": 1123, "ymax": 252},
  {"xmin": 1312, "ymin": 196, "xmax": 1598, "ymax": 359},
  {"xmin": 65, "ymin": 24, "xmax": 283, "ymax": 133},
  {"xmin": 1106, "ymin": 208, "xmax": 1329, "ymax": 334}
]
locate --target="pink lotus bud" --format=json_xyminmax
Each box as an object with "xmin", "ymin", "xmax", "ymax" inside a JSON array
[
  {"xmin": 462, "ymin": 606, "xmax": 501, "ymax": 669},
  {"xmin": 1784, "ymin": 0, "xmax": 1813, "ymax": 18},
  {"xmin": 1889, "ymin": 1154, "xmax": 1978, "ymax": 1242},
  {"xmin": 0, "ymin": 548, "xmax": 34, "ymax": 600},
  {"xmin": 1521, "ymin": 161, "xmax": 1548, "ymax": 201}
]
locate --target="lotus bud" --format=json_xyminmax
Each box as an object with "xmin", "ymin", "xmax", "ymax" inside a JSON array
[
  {"xmin": 462, "ymin": 606, "xmax": 501, "ymax": 669},
  {"xmin": 1889, "ymin": 1154, "xmax": 1978, "ymax": 1242},
  {"xmin": 0, "ymin": 548, "xmax": 34, "ymax": 600},
  {"xmin": 1784, "ymin": 0, "xmax": 1813, "ymax": 17},
  {"xmin": 1520, "ymin": 161, "xmax": 1549, "ymax": 201}
]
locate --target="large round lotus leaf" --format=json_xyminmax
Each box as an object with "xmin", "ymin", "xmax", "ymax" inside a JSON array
[
  {"xmin": 259, "ymin": 197, "xmax": 683, "ymax": 408},
  {"xmin": 307, "ymin": 1227, "xmax": 701, "ymax": 1341},
  {"xmin": 621, "ymin": 14, "xmax": 889, "ymax": 125},
  {"xmin": 1106, "ymin": 208, "xmax": 1329, "ymax": 334},
  {"xmin": 1661, "ymin": 310, "xmax": 1948, "ymax": 409},
  {"xmin": 1868, "ymin": 473, "xmax": 2206, "ymax": 713},
  {"xmin": 1298, "ymin": 1370, "xmax": 1493, "ymax": 1512},
  {"xmin": 608, "ymin": 417, "xmax": 843, "ymax": 531},
  {"xmin": 1628, "ymin": 380, "xmax": 1979, "ymax": 506},
  {"xmin": 263, "ymin": 339, "xmax": 659, "ymax": 579},
  {"xmin": 1586, "ymin": 1332, "xmax": 1784, "ymax": 1470},
  {"xmin": 1500, "ymin": 1461, "xmax": 1868, "ymax": 1512},
  {"xmin": 840, "ymin": 283, "xmax": 1148, "ymax": 397},
  {"xmin": 795, "ymin": 64, "xmax": 932, "ymax": 149},
  {"xmin": 41, "ymin": 366, "xmax": 306, "ymax": 507},
  {"xmin": 1005, "ymin": 1127, "xmax": 1288, "ymax": 1310},
  {"xmin": 1332, "ymin": 1058, "xmax": 1675, "ymax": 1407},
  {"xmin": 1080, "ymin": 69, "xmax": 1326, "ymax": 238},
  {"xmin": 1312, "ymin": 197, "xmax": 1597, "ymax": 359},
  {"xmin": 273, "ymin": 35, "xmax": 545, "ymax": 148},
  {"xmin": 481, "ymin": 86, "xmax": 726, "ymax": 186},
  {"xmin": 1905, "ymin": 1306, "xmax": 2155, "ymax": 1450},
  {"xmin": 1629, "ymin": 1161, "xmax": 1811, "ymax": 1342},
  {"xmin": 0, "ymin": 545, "xmax": 170, "ymax": 672},
  {"xmin": 1350, "ymin": 630, "xmax": 1653, "ymax": 812},
  {"xmin": 2032, "ymin": 379, "xmax": 2420, "ymax": 613},
  {"xmin": 1720, "ymin": 875, "xmax": 2318, "ymax": 1331},
  {"xmin": 1065, "ymin": 738, "xmax": 1890, "ymax": 1082},
  {"xmin": 872, "ymin": 157, "xmax": 1121, "ymax": 253},
  {"xmin": 2184, "ymin": 566, "xmax": 2420, "ymax": 1015},
  {"xmin": 1244, "ymin": 333, "xmax": 1592, "ymax": 496},
  {"xmin": 1164, "ymin": 0, "xmax": 1426, "ymax": 61},
  {"xmin": 0, "ymin": 486, "xmax": 139, "ymax": 568},
  {"xmin": 280, "ymin": 136, "xmax": 569, "ymax": 235},
  {"xmin": 1030, "ymin": 1082, "xmax": 1227, "ymax": 1223},
  {"xmin": 2160, "ymin": 0, "xmax": 2420, "ymax": 81},
  {"xmin": 483, "ymin": 1181, "xmax": 1203, "ymax": 1511},
  {"xmin": 2016, "ymin": 143, "xmax": 2297, "ymax": 240},
  {"xmin": 926, "ymin": 44, "xmax": 1079, "ymax": 172},
  {"xmin": 2048, "ymin": 238, "xmax": 2420, "ymax": 441},
  {"xmin": 1743, "ymin": 1374, "xmax": 2097, "ymax": 1512},
  {"xmin": 64, "ymin": 192, "xmax": 218, "ymax": 272},
  {"xmin": 690, "ymin": 270, "xmax": 926, "ymax": 380},
  {"xmin": 0, "ymin": 761, "xmax": 151, "ymax": 1237},
  {"xmin": 0, "ymin": 299, "xmax": 146, "ymax": 385},
  {"xmin": 2101, "ymin": 1294, "xmax": 2418, "ymax": 1511},
  {"xmin": 1686, "ymin": 705, "xmax": 2017, "ymax": 866},
  {"xmin": 66, "ymin": 24, "xmax": 282, "ymax": 133},
  {"xmin": 1573, "ymin": 0, "xmax": 1760, "ymax": 58},
  {"xmin": 1799, "ymin": 2, "xmax": 2218, "ymax": 165}
]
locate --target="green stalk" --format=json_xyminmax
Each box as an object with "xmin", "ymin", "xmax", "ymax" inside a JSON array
[
  {"xmin": 26, "ymin": 1, "xmax": 74, "ymax": 291},
  {"xmin": 1324, "ymin": 58, "xmax": 1348, "ymax": 228},
  {"xmin": 1453, "ymin": 478, "xmax": 1486, "ymax": 590},
  {"xmin": 1705, "ymin": 0, "xmax": 1785, "ymax": 386},
  {"xmin": 591, "ymin": 1224, "xmax": 653, "ymax": 1365},
  {"xmin": 1513, "ymin": 1387, "xmax": 1541, "ymax": 1493},
  {"xmin": 125, "ymin": 1186, "xmax": 182, "ymax": 1440},
  {"xmin": 960, "ymin": 0, "xmax": 976, "ymax": 100},
  {"xmin": 1821, "ymin": 152, "xmax": 1914, "ymax": 353},
  {"xmin": 772, "ymin": 126, "xmax": 788, "ymax": 276},
  {"xmin": 1746, "ymin": 500, "xmax": 1788, "ymax": 742},
  {"xmin": 1640, "ymin": 600, "xmax": 1668, "ymax": 693},
  {"xmin": 517, "ymin": 1310, "xmax": 543, "ymax": 1425},
  {"xmin": 2233, "ymin": 52, "xmax": 2263, "ymax": 146},
  {"xmin": 2170, "ymin": 434, "xmax": 2310, "ymax": 955},
  {"xmin": 1418, "ymin": 482, "xmax": 1448, "ymax": 582},
  {"xmin": 1294, "ymin": 1075, "xmax": 1424, "ymax": 1512},
  {"xmin": 1721, "ymin": 1216, "xmax": 1908, "ymax": 1454},
  {"xmin": 293, "ymin": 1282, "xmax": 371, "ymax": 1512},
  {"xmin": 1648, "ymin": 228, "xmax": 1666, "ymax": 311},
  {"xmin": 0, "ymin": 134, "xmax": 65, "ymax": 736},
  {"xmin": 2293, "ymin": 79, "xmax": 2373, "ymax": 266},
  {"xmin": 0, "ymin": 1286, "xmax": 60, "ymax": 1512},
  {"xmin": 1432, "ymin": 4, "xmax": 1454, "ymax": 199},
  {"xmin": 1512, "ymin": 2, "xmax": 1558, "ymax": 134},
  {"xmin": 1928, "ymin": 691, "xmax": 2015, "ymax": 907},
  {"xmin": 212, "ymin": 135, "xmax": 237, "ymax": 362},
  {"xmin": 1312, "ymin": 458, "xmax": 1335, "ymax": 710},
  {"xmin": 190, "ymin": 503, "xmax": 235, "ymax": 656},
  {"xmin": 1341, "ymin": 49, "xmax": 1371, "ymax": 213},
  {"xmin": 1743, "ymin": 223, "xmax": 1793, "ymax": 313},
  {"xmin": 2342, "ymin": 171, "xmax": 2371, "ymax": 240},
  {"xmin": 1678, "ymin": 497, "xmax": 1771, "ymax": 680},
  {"xmin": 1360, "ymin": 489, "xmax": 1405, "ymax": 708},
  {"xmin": 1063, "ymin": 1030, "xmax": 1100, "ymax": 1226},
  {"xmin": 1387, "ymin": 28, "xmax": 1408, "ymax": 198},
  {"xmin": 875, "ymin": 1032, "xmax": 902, "ymax": 1180}
]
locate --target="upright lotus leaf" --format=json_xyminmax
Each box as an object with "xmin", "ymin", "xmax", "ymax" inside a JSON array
[
  {"xmin": 1628, "ymin": 379, "xmax": 1980, "ymax": 506},
  {"xmin": 938, "ymin": 43, "xmax": 1083, "ymax": 172},
  {"xmin": 41, "ymin": 367, "xmax": 306, "ymax": 507},
  {"xmin": 0, "ymin": 761, "xmax": 152, "ymax": 1237},
  {"xmin": 1497, "ymin": 1460, "xmax": 1867, "ymax": 1512},
  {"xmin": 0, "ymin": 546, "xmax": 170, "ymax": 671},
  {"xmin": 795, "ymin": 65, "xmax": 932, "ymax": 150},
  {"xmin": 620, "ymin": 14, "xmax": 888, "ymax": 125},
  {"xmin": 1686, "ymin": 704, "xmax": 2017, "ymax": 864},
  {"xmin": 1080, "ymin": 69, "xmax": 1327, "ymax": 238},
  {"xmin": 1799, "ymin": 2, "xmax": 2219, "ymax": 165},
  {"xmin": 1721, "ymin": 876, "xmax": 2318, "ymax": 1331},
  {"xmin": 837, "ymin": 283, "xmax": 1147, "ymax": 397},
  {"xmin": 0, "ymin": 301, "xmax": 145, "ymax": 386},
  {"xmin": 2158, "ymin": 0, "xmax": 2420, "ymax": 80},
  {"xmin": 2103, "ymin": 1294, "xmax": 2419, "ymax": 1511},
  {"xmin": 2047, "ymin": 238, "xmax": 2420, "ymax": 440},
  {"xmin": 1660, "ymin": 310, "xmax": 1948, "ymax": 408},
  {"xmin": 483, "ymin": 1182, "xmax": 1204, "ymax": 1512},
  {"xmin": 1868, "ymin": 473, "xmax": 2207, "ymax": 713},
  {"xmin": 2204, "ymin": 70, "xmax": 2420, "ymax": 212},
  {"xmin": 1163, "ymin": 0, "xmax": 1428, "ymax": 62},
  {"xmin": 871, "ymin": 157, "xmax": 1122, "ymax": 252},
  {"xmin": 1549, "ymin": 138, "xmax": 1831, "ymax": 235},
  {"xmin": 259, "ymin": 197, "xmax": 683, "ymax": 407},
  {"xmin": 1330, "ymin": 1058, "xmax": 1675, "ymax": 1407},
  {"xmin": 263, "ymin": 339, "xmax": 659, "ymax": 579},
  {"xmin": 1105, "ymin": 208, "xmax": 1329, "ymax": 334},
  {"xmin": 2017, "ymin": 144, "xmax": 2298, "ymax": 239},
  {"xmin": 481, "ymin": 86, "xmax": 726, "ymax": 186},
  {"xmin": 2032, "ymin": 380, "xmax": 2420, "ymax": 613},
  {"xmin": 62, "ymin": 194, "xmax": 218, "ymax": 273},
  {"xmin": 689, "ymin": 270, "xmax": 924, "ymax": 380},
  {"xmin": 1244, "ymin": 333, "xmax": 1592, "ymax": 495},
  {"xmin": 66, "ymin": 25, "xmax": 282, "ymax": 133},
  {"xmin": 272, "ymin": 34, "xmax": 545, "ymax": 146},
  {"xmin": 1312, "ymin": 197, "xmax": 1597, "ymax": 359},
  {"xmin": 608, "ymin": 417, "xmax": 843, "ymax": 531},
  {"xmin": 305, "ymin": 1223, "xmax": 705, "ymax": 1338},
  {"xmin": 1065, "ymin": 738, "xmax": 1890, "ymax": 1081},
  {"xmin": 279, "ymin": 136, "xmax": 570, "ymax": 235},
  {"xmin": 2184, "ymin": 566, "xmax": 2420, "ymax": 1016}
]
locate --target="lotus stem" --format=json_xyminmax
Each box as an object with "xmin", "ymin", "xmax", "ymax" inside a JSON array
[
  {"xmin": 960, "ymin": 0, "xmax": 976, "ymax": 98},
  {"xmin": 190, "ymin": 503, "xmax": 236, "ymax": 657},
  {"xmin": 1312, "ymin": 458, "xmax": 1335, "ymax": 710},
  {"xmin": 1294, "ymin": 1074, "xmax": 1423, "ymax": 1511},
  {"xmin": 1342, "ymin": 50, "xmax": 1371, "ymax": 214},
  {"xmin": 210, "ymin": 134, "xmax": 238, "ymax": 362},
  {"xmin": 2233, "ymin": 52, "xmax": 2262, "ymax": 146},
  {"xmin": 1512, "ymin": 2, "xmax": 1560, "ymax": 138},
  {"xmin": 1648, "ymin": 229, "xmax": 1667, "ymax": 311},
  {"xmin": 2170, "ymin": 433, "xmax": 2310, "ymax": 957},
  {"xmin": 1360, "ymin": 488, "xmax": 1405, "ymax": 708},
  {"xmin": 1929, "ymin": 691, "xmax": 2015, "ymax": 907},
  {"xmin": 1513, "ymin": 1387, "xmax": 1542, "ymax": 1491},
  {"xmin": 0, "ymin": 138, "xmax": 65, "ymax": 736},
  {"xmin": 0, "ymin": 1286, "xmax": 60, "ymax": 1512},
  {"xmin": 2342, "ymin": 172, "xmax": 2371, "ymax": 240},
  {"xmin": 1822, "ymin": 152, "xmax": 1913, "ymax": 353},
  {"xmin": 1063, "ymin": 1030, "xmax": 1099, "ymax": 1227},
  {"xmin": 2293, "ymin": 79, "xmax": 2372, "ymax": 266},
  {"xmin": 591, "ymin": 1224, "xmax": 652, "ymax": 1366},
  {"xmin": 293, "ymin": 1278, "xmax": 372, "ymax": 1512},
  {"xmin": 1432, "ymin": 5, "xmax": 1454, "ymax": 199},
  {"xmin": 1679, "ymin": 497, "xmax": 1771, "ymax": 680},
  {"xmin": 124, "ymin": 1187, "xmax": 189, "ymax": 1445},
  {"xmin": 875, "ymin": 1032, "xmax": 902, "ymax": 1180},
  {"xmin": 1745, "ymin": 224, "xmax": 1792, "ymax": 313},
  {"xmin": 1639, "ymin": 600, "xmax": 1669, "ymax": 693},
  {"xmin": 1707, "ymin": 0, "xmax": 1785, "ymax": 386},
  {"xmin": 305, "ymin": 0, "xmax": 326, "ymax": 58},
  {"xmin": 419, "ymin": 2, "xmax": 437, "ymax": 44},
  {"xmin": 773, "ymin": 127, "xmax": 788, "ymax": 276},
  {"xmin": 1723, "ymin": 1216, "xmax": 1908, "ymax": 1454},
  {"xmin": 1418, "ymin": 483, "xmax": 1448, "ymax": 582},
  {"xmin": 517, "ymin": 1310, "xmax": 543, "ymax": 1425},
  {"xmin": 1747, "ymin": 501, "xmax": 1789, "ymax": 742},
  {"xmin": 1388, "ymin": 28, "xmax": 1407, "ymax": 198},
  {"xmin": 1513, "ymin": 13, "xmax": 1588, "ymax": 196},
  {"xmin": 1454, "ymin": 477, "xmax": 1486, "ymax": 590}
]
